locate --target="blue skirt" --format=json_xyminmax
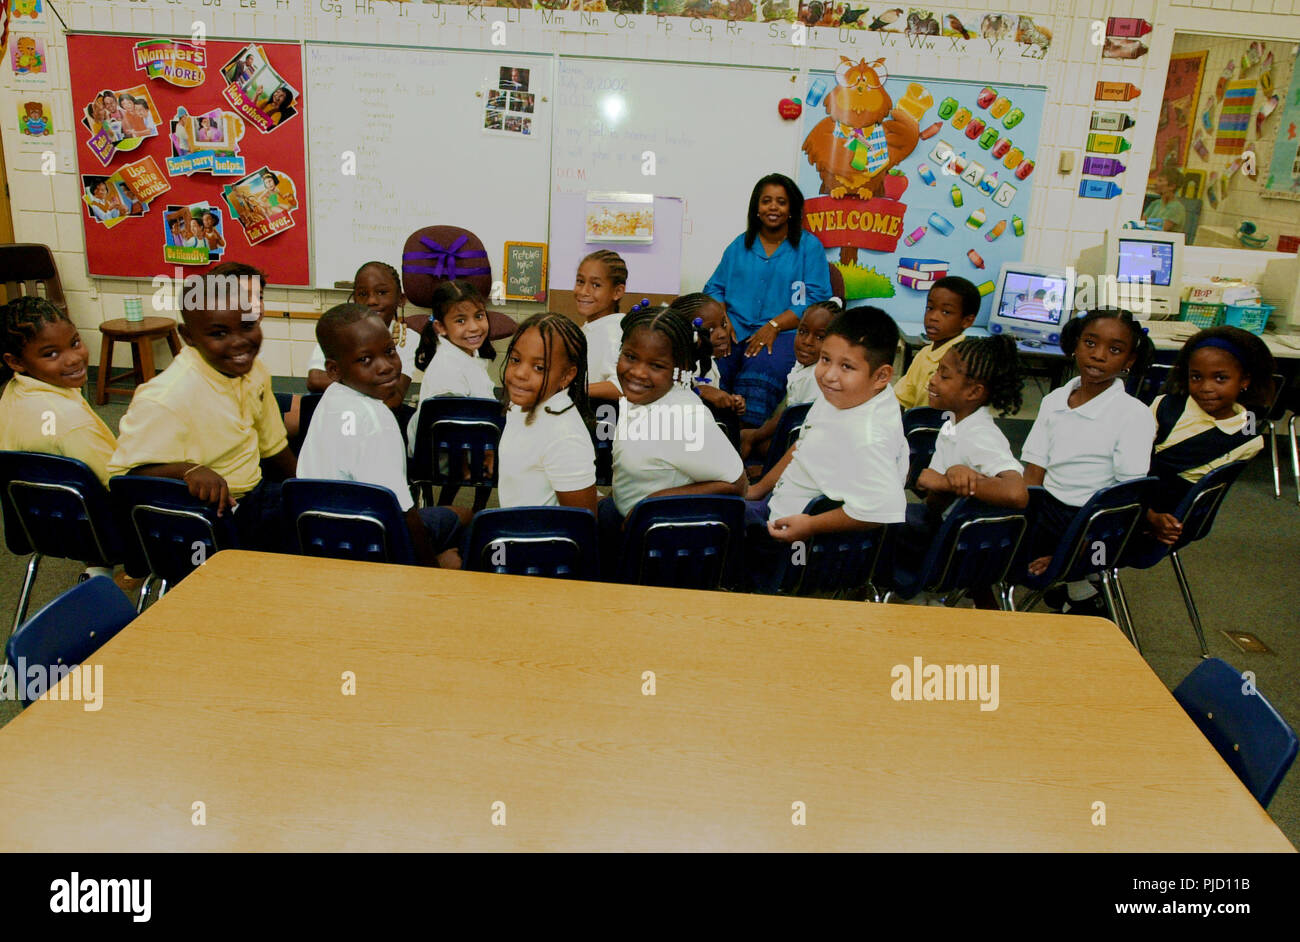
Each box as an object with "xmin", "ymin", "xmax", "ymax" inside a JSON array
[{"xmin": 714, "ymin": 332, "xmax": 797, "ymax": 428}]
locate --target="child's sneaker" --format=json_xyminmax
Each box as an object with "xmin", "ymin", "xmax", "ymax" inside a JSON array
[{"xmin": 1063, "ymin": 592, "xmax": 1109, "ymax": 618}]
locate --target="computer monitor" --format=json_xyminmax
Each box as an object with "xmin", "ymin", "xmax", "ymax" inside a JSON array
[
  {"xmin": 986, "ymin": 264, "xmax": 1076, "ymax": 347},
  {"xmin": 1104, "ymin": 229, "xmax": 1185, "ymax": 319}
]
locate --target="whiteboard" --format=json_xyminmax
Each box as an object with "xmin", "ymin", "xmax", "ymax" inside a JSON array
[
  {"xmin": 552, "ymin": 57, "xmax": 802, "ymax": 294},
  {"xmin": 306, "ymin": 43, "xmax": 553, "ymax": 290}
]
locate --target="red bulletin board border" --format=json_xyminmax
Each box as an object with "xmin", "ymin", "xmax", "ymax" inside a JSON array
[{"xmin": 66, "ymin": 33, "xmax": 310, "ymax": 286}]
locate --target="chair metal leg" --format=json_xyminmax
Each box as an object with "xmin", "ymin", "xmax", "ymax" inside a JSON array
[
  {"xmin": 1097, "ymin": 571, "xmax": 1140, "ymax": 653},
  {"xmin": 943, "ymin": 588, "xmax": 968, "ymax": 607},
  {"xmin": 882, "ymin": 590, "xmax": 896, "ymax": 604},
  {"xmin": 1169, "ymin": 551, "xmax": 1210, "ymax": 658},
  {"xmin": 135, "ymin": 575, "xmax": 156, "ymax": 614},
  {"xmin": 1289, "ymin": 414, "xmax": 1299, "ymax": 505},
  {"xmin": 1020, "ymin": 588, "xmax": 1045, "ymax": 612},
  {"xmin": 996, "ymin": 583, "xmax": 1016, "ymax": 611},
  {"xmin": 1269, "ymin": 421, "xmax": 1280, "ymax": 499},
  {"xmin": 11, "ymin": 553, "xmax": 42, "ymax": 636},
  {"xmin": 1109, "ymin": 569, "xmax": 1142, "ymax": 656},
  {"xmin": 157, "ymin": 579, "xmax": 169, "ymax": 599}
]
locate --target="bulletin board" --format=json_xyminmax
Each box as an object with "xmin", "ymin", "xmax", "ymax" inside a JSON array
[
  {"xmin": 66, "ymin": 34, "xmax": 310, "ymax": 285},
  {"xmin": 796, "ymin": 63, "xmax": 1045, "ymax": 327}
]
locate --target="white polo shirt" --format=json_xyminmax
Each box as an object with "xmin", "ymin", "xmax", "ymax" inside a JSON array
[
  {"xmin": 1021, "ymin": 377, "xmax": 1156, "ymax": 507},
  {"xmin": 407, "ymin": 341, "xmax": 497, "ymax": 450},
  {"xmin": 612, "ymin": 384, "xmax": 744, "ymax": 516},
  {"xmin": 769, "ymin": 384, "xmax": 909, "ymax": 524},
  {"xmin": 498, "ymin": 389, "xmax": 596, "ymax": 508},
  {"xmin": 307, "ymin": 323, "xmax": 415, "ymax": 378},
  {"xmin": 297, "ymin": 381, "xmax": 414, "ymax": 512},
  {"xmin": 583, "ymin": 314, "xmax": 623, "ymax": 392},
  {"xmin": 785, "ymin": 362, "xmax": 819, "ymax": 406},
  {"xmin": 929, "ymin": 406, "xmax": 1023, "ymax": 478}
]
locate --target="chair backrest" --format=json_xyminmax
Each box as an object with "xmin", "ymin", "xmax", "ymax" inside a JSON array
[
  {"xmin": 281, "ymin": 478, "xmax": 415, "ymax": 565},
  {"xmin": 902, "ymin": 407, "xmax": 946, "ymax": 489},
  {"xmin": 1041, "ymin": 477, "xmax": 1154, "ymax": 584},
  {"xmin": 761, "ymin": 401, "xmax": 814, "ymax": 478},
  {"xmin": 706, "ymin": 403, "xmax": 742, "ymax": 451},
  {"xmin": 409, "ymin": 397, "xmax": 504, "ymax": 488},
  {"xmin": 0, "ymin": 451, "xmax": 119, "ymax": 565},
  {"xmin": 1264, "ymin": 372, "xmax": 1290, "ymax": 423},
  {"xmin": 1171, "ymin": 460, "xmax": 1249, "ymax": 550},
  {"xmin": 5, "ymin": 576, "xmax": 135, "ymax": 708},
  {"xmin": 287, "ymin": 392, "xmax": 324, "ymax": 457},
  {"xmin": 1173, "ymin": 658, "xmax": 1299, "ymax": 807},
  {"xmin": 109, "ymin": 475, "xmax": 238, "ymax": 583},
  {"xmin": 464, "ymin": 506, "xmax": 598, "ymax": 580},
  {"xmin": 1131, "ymin": 362, "xmax": 1173, "ymax": 405},
  {"xmin": 915, "ymin": 499, "xmax": 1029, "ymax": 595},
  {"xmin": 0, "ymin": 243, "xmax": 68, "ymax": 312},
  {"xmin": 591, "ymin": 396, "xmax": 618, "ymax": 488},
  {"xmin": 781, "ymin": 496, "xmax": 888, "ymax": 596},
  {"xmin": 619, "ymin": 495, "xmax": 745, "ymax": 590}
]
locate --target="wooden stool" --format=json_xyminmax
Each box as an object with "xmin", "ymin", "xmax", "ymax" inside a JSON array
[{"xmin": 96, "ymin": 317, "xmax": 183, "ymax": 404}]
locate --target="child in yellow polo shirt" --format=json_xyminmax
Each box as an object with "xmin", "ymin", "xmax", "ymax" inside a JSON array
[
  {"xmin": 0, "ymin": 297, "xmax": 117, "ymax": 485},
  {"xmin": 108, "ymin": 262, "xmax": 296, "ymax": 550},
  {"xmin": 893, "ymin": 276, "xmax": 979, "ymax": 411}
]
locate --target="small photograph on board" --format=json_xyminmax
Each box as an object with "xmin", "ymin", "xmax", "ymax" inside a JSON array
[
  {"xmin": 220, "ymin": 43, "xmax": 300, "ymax": 133},
  {"xmin": 81, "ymin": 171, "xmax": 153, "ymax": 229},
  {"xmin": 11, "ymin": 36, "xmax": 47, "ymax": 77},
  {"xmin": 521, "ymin": 118, "xmax": 533, "ymax": 136},
  {"xmin": 80, "ymin": 85, "xmax": 162, "ymax": 165},
  {"xmin": 222, "ymin": 166, "xmax": 300, "ymax": 246},
  {"xmin": 484, "ymin": 109, "xmax": 504, "ymax": 131},
  {"xmin": 18, "ymin": 100, "xmax": 53, "ymax": 139},
  {"xmin": 163, "ymin": 203, "xmax": 226, "ymax": 266},
  {"xmin": 506, "ymin": 92, "xmax": 535, "ymax": 114},
  {"xmin": 499, "ymin": 66, "xmax": 530, "ymax": 92},
  {"xmin": 504, "ymin": 114, "xmax": 523, "ymax": 133},
  {"xmin": 487, "ymin": 90, "xmax": 507, "ymax": 110},
  {"xmin": 585, "ymin": 192, "xmax": 654, "ymax": 244}
]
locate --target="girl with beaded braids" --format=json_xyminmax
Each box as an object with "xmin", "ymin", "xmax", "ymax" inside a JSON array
[
  {"xmin": 497, "ymin": 313, "xmax": 598, "ymax": 514},
  {"xmin": 596, "ymin": 306, "xmax": 746, "ymax": 558},
  {"xmin": 0, "ymin": 296, "xmax": 118, "ymax": 487},
  {"xmin": 575, "ymin": 248, "xmax": 629, "ymax": 402},
  {"xmin": 665, "ymin": 292, "xmax": 746, "ymax": 416}
]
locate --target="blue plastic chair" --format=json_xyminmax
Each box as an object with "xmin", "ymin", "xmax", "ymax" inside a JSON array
[
  {"xmin": 902, "ymin": 407, "xmax": 946, "ymax": 491},
  {"xmin": 1112, "ymin": 461, "xmax": 1249, "ymax": 658},
  {"xmin": 463, "ymin": 506, "xmax": 598, "ymax": 580},
  {"xmin": 1014, "ymin": 478, "xmax": 1156, "ymax": 652},
  {"xmin": 110, "ymin": 475, "xmax": 240, "ymax": 610},
  {"xmin": 759, "ymin": 401, "xmax": 813, "ymax": 479},
  {"xmin": 409, "ymin": 397, "xmax": 504, "ymax": 512},
  {"xmin": 617, "ymin": 495, "xmax": 745, "ymax": 590},
  {"xmin": 0, "ymin": 451, "xmax": 122, "ymax": 634},
  {"xmin": 590, "ymin": 397, "xmax": 618, "ymax": 488},
  {"xmin": 881, "ymin": 498, "xmax": 1028, "ymax": 609},
  {"xmin": 777, "ymin": 496, "xmax": 889, "ymax": 599},
  {"xmin": 281, "ymin": 478, "xmax": 416, "ymax": 565},
  {"xmin": 287, "ymin": 391, "xmax": 323, "ymax": 458},
  {"xmin": 4, "ymin": 576, "xmax": 135, "ymax": 708},
  {"xmin": 1173, "ymin": 658, "xmax": 1298, "ymax": 808}
]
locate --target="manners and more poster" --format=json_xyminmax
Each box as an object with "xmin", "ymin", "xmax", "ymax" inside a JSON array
[{"xmin": 798, "ymin": 57, "xmax": 1045, "ymax": 326}]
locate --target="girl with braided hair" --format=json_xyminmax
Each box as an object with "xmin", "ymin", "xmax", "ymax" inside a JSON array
[
  {"xmin": 574, "ymin": 249, "xmax": 629, "ymax": 402},
  {"xmin": 597, "ymin": 305, "xmax": 746, "ymax": 556},
  {"xmin": 665, "ymin": 292, "xmax": 746, "ymax": 416},
  {"xmin": 498, "ymin": 313, "xmax": 598, "ymax": 514},
  {"xmin": 0, "ymin": 296, "xmax": 118, "ymax": 486}
]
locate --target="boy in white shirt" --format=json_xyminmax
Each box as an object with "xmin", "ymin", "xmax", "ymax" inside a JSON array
[
  {"xmin": 297, "ymin": 304, "xmax": 462, "ymax": 568},
  {"xmin": 745, "ymin": 307, "xmax": 909, "ymax": 593}
]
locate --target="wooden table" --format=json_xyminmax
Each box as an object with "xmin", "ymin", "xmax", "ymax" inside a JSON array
[
  {"xmin": 95, "ymin": 316, "xmax": 183, "ymax": 404},
  {"xmin": 0, "ymin": 550, "xmax": 1291, "ymax": 852}
]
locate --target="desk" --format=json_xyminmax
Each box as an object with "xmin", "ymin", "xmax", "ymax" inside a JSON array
[
  {"xmin": 897, "ymin": 323, "xmax": 1071, "ymax": 389},
  {"xmin": 0, "ymin": 551, "xmax": 1291, "ymax": 851}
]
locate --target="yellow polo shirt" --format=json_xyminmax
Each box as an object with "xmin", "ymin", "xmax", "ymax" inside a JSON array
[
  {"xmin": 107, "ymin": 346, "xmax": 287, "ymax": 498},
  {"xmin": 0, "ymin": 373, "xmax": 118, "ymax": 485},
  {"xmin": 893, "ymin": 332, "xmax": 966, "ymax": 411}
]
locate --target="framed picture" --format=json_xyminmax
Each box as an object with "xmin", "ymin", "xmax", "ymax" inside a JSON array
[{"xmin": 503, "ymin": 241, "xmax": 548, "ymax": 301}]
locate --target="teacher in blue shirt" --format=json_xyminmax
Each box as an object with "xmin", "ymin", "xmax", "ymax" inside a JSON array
[{"xmin": 704, "ymin": 173, "xmax": 831, "ymax": 427}]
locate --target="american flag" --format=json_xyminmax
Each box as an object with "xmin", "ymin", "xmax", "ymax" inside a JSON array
[{"xmin": 0, "ymin": 2, "xmax": 9, "ymax": 62}]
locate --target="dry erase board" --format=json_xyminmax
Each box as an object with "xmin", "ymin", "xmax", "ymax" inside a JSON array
[
  {"xmin": 305, "ymin": 43, "xmax": 552, "ymax": 290},
  {"xmin": 551, "ymin": 57, "xmax": 802, "ymax": 294}
]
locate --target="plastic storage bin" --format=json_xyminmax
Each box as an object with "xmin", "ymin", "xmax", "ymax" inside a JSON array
[
  {"xmin": 1178, "ymin": 301, "xmax": 1225, "ymax": 329},
  {"xmin": 1222, "ymin": 303, "xmax": 1273, "ymax": 335}
]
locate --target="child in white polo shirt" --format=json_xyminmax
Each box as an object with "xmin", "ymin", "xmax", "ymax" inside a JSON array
[
  {"xmin": 497, "ymin": 313, "xmax": 597, "ymax": 513},
  {"xmin": 1021, "ymin": 308, "xmax": 1156, "ymax": 614},
  {"xmin": 744, "ymin": 307, "xmax": 909, "ymax": 593},
  {"xmin": 297, "ymin": 304, "xmax": 462, "ymax": 567}
]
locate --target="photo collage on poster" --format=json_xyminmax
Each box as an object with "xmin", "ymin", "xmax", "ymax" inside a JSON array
[
  {"xmin": 485, "ymin": 66, "xmax": 536, "ymax": 138},
  {"xmin": 164, "ymin": 202, "xmax": 228, "ymax": 265},
  {"xmin": 219, "ymin": 44, "xmax": 301, "ymax": 134},
  {"xmin": 80, "ymin": 156, "xmax": 170, "ymax": 230},
  {"xmin": 80, "ymin": 85, "xmax": 163, "ymax": 166}
]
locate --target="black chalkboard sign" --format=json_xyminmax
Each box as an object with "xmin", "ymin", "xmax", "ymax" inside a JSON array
[{"xmin": 504, "ymin": 242, "xmax": 547, "ymax": 301}]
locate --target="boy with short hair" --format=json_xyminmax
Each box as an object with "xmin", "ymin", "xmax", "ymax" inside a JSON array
[
  {"xmin": 744, "ymin": 307, "xmax": 909, "ymax": 592},
  {"xmin": 297, "ymin": 304, "xmax": 462, "ymax": 568},
  {"xmin": 893, "ymin": 275, "xmax": 980, "ymax": 411},
  {"xmin": 107, "ymin": 262, "xmax": 295, "ymax": 550}
]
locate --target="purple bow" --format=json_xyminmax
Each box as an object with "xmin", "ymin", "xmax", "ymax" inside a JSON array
[{"xmin": 403, "ymin": 234, "xmax": 491, "ymax": 281}]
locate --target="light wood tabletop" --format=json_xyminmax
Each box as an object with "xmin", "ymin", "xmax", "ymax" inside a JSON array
[{"xmin": 0, "ymin": 550, "xmax": 1291, "ymax": 852}]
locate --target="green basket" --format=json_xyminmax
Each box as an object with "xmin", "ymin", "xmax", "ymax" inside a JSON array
[
  {"xmin": 1223, "ymin": 303, "xmax": 1273, "ymax": 336},
  {"xmin": 1179, "ymin": 301, "xmax": 1225, "ymax": 328}
]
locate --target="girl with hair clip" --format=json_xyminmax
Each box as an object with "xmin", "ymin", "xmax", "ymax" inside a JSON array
[
  {"xmin": 407, "ymin": 279, "xmax": 498, "ymax": 450},
  {"xmin": 574, "ymin": 248, "xmax": 629, "ymax": 402},
  {"xmin": 665, "ymin": 292, "xmax": 746, "ymax": 416},
  {"xmin": 497, "ymin": 313, "xmax": 598, "ymax": 514},
  {"xmin": 598, "ymin": 306, "xmax": 747, "ymax": 561},
  {"xmin": 1143, "ymin": 325, "xmax": 1274, "ymax": 545},
  {"xmin": 1020, "ymin": 308, "xmax": 1156, "ymax": 615}
]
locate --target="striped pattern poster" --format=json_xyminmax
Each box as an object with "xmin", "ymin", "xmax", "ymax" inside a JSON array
[{"xmin": 1214, "ymin": 79, "xmax": 1256, "ymax": 154}]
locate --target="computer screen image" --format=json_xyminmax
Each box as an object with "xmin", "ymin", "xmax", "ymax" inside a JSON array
[
  {"xmin": 1117, "ymin": 238, "xmax": 1174, "ymax": 287},
  {"xmin": 986, "ymin": 264, "xmax": 1077, "ymax": 346}
]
